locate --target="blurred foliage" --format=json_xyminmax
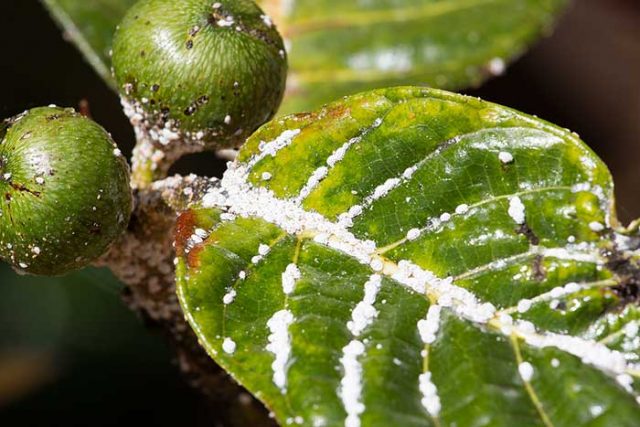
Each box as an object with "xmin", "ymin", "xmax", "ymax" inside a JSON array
[{"xmin": 0, "ymin": 263, "xmax": 205, "ymax": 425}]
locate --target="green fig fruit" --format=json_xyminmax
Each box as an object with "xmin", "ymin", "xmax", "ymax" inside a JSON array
[
  {"xmin": 112, "ymin": 0, "xmax": 288, "ymax": 149},
  {"xmin": 0, "ymin": 107, "xmax": 132, "ymax": 276}
]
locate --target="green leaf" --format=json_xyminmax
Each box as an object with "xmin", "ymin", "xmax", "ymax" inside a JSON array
[
  {"xmin": 258, "ymin": 0, "xmax": 570, "ymax": 114},
  {"xmin": 176, "ymin": 87, "xmax": 640, "ymax": 426},
  {"xmin": 42, "ymin": 0, "xmax": 568, "ymax": 115},
  {"xmin": 41, "ymin": 0, "xmax": 137, "ymax": 90}
]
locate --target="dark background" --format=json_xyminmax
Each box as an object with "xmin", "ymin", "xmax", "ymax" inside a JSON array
[{"xmin": 0, "ymin": 0, "xmax": 639, "ymax": 425}]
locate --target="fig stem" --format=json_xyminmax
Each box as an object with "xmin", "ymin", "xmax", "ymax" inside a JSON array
[{"xmin": 96, "ymin": 174, "xmax": 275, "ymax": 425}]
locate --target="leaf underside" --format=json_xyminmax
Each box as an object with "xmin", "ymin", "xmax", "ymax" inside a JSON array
[
  {"xmin": 259, "ymin": 0, "xmax": 570, "ymax": 114},
  {"xmin": 176, "ymin": 87, "xmax": 640, "ymax": 426},
  {"xmin": 41, "ymin": 0, "xmax": 569, "ymax": 114}
]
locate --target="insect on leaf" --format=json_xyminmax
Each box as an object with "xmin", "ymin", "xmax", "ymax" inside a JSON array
[{"xmin": 176, "ymin": 87, "xmax": 640, "ymax": 426}]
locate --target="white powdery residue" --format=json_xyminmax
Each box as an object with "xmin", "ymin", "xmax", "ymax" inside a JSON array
[
  {"xmin": 369, "ymin": 178, "xmax": 401, "ymax": 204},
  {"xmin": 515, "ymin": 323, "xmax": 634, "ymax": 378},
  {"xmin": 589, "ymin": 221, "xmax": 605, "ymax": 232},
  {"xmin": 339, "ymin": 340, "xmax": 366, "ymax": 427},
  {"xmin": 417, "ymin": 305, "xmax": 442, "ymax": 344},
  {"xmin": 418, "ymin": 372, "xmax": 441, "ymax": 416},
  {"xmin": 337, "ymin": 175, "xmax": 404, "ymax": 227},
  {"xmin": 455, "ymin": 204, "xmax": 469, "ymax": 215},
  {"xmin": 296, "ymin": 166, "xmax": 328, "ymax": 203},
  {"xmin": 337, "ymin": 205, "xmax": 364, "ymax": 228},
  {"xmin": 517, "ymin": 299, "xmax": 532, "ymax": 313},
  {"xmin": 258, "ymin": 244, "xmax": 271, "ymax": 256},
  {"xmin": 551, "ymin": 358, "xmax": 560, "ymax": 368},
  {"xmin": 616, "ymin": 374, "xmax": 634, "ymax": 392},
  {"xmin": 217, "ymin": 16, "xmax": 235, "ymax": 27},
  {"xmin": 498, "ymin": 151, "xmax": 514, "ymax": 164},
  {"xmin": 326, "ymin": 136, "xmax": 361, "ymax": 168},
  {"xmin": 508, "ymin": 196, "xmax": 526, "ymax": 224},
  {"xmin": 281, "ymin": 263, "xmax": 301, "ymax": 295},
  {"xmin": 249, "ymin": 129, "xmax": 301, "ymax": 167},
  {"xmin": 392, "ymin": 260, "xmax": 495, "ymax": 323},
  {"xmin": 572, "ymin": 182, "xmax": 591, "ymax": 193},
  {"xmin": 518, "ymin": 361, "xmax": 534, "ymax": 381},
  {"xmin": 266, "ymin": 309, "xmax": 295, "ymax": 392},
  {"xmin": 201, "ymin": 163, "xmax": 508, "ymax": 334},
  {"xmin": 347, "ymin": 274, "xmax": 382, "ymax": 336},
  {"xmin": 369, "ymin": 258, "xmax": 384, "ymax": 272},
  {"xmin": 222, "ymin": 337, "xmax": 236, "ymax": 354},
  {"xmin": 406, "ymin": 228, "xmax": 421, "ymax": 241},
  {"xmin": 589, "ymin": 405, "xmax": 604, "ymax": 417},
  {"xmin": 542, "ymin": 247, "xmax": 600, "ymax": 264},
  {"xmin": 223, "ymin": 289, "xmax": 237, "ymax": 305},
  {"xmin": 508, "ymin": 282, "xmax": 583, "ymax": 314},
  {"xmin": 624, "ymin": 322, "xmax": 639, "ymax": 339},
  {"xmin": 439, "ymin": 212, "xmax": 451, "ymax": 222},
  {"xmin": 402, "ymin": 165, "xmax": 418, "ymax": 179},
  {"xmin": 261, "ymin": 172, "xmax": 272, "ymax": 181}
]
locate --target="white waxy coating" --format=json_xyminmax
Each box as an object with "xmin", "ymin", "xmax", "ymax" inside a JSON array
[
  {"xmin": 222, "ymin": 337, "xmax": 236, "ymax": 354},
  {"xmin": 419, "ymin": 372, "xmax": 441, "ymax": 416},
  {"xmin": 455, "ymin": 204, "xmax": 469, "ymax": 215},
  {"xmin": 266, "ymin": 309, "xmax": 295, "ymax": 392},
  {"xmin": 197, "ymin": 161, "xmax": 640, "ymax": 391},
  {"xmin": 347, "ymin": 274, "xmax": 382, "ymax": 337},
  {"xmin": 223, "ymin": 289, "xmax": 237, "ymax": 305},
  {"xmin": 589, "ymin": 221, "xmax": 605, "ymax": 232},
  {"xmin": 518, "ymin": 361, "xmax": 534, "ymax": 381},
  {"xmin": 340, "ymin": 340, "xmax": 366, "ymax": 427},
  {"xmin": 281, "ymin": 263, "xmax": 301, "ymax": 295},
  {"xmin": 406, "ymin": 228, "xmax": 421, "ymax": 241},
  {"xmin": 417, "ymin": 305, "xmax": 442, "ymax": 345},
  {"xmin": 498, "ymin": 151, "xmax": 514, "ymax": 164},
  {"xmin": 517, "ymin": 299, "xmax": 532, "ymax": 313},
  {"xmin": 508, "ymin": 196, "xmax": 526, "ymax": 224}
]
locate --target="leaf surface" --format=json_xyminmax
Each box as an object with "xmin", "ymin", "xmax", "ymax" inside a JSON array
[
  {"xmin": 257, "ymin": 0, "xmax": 569, "ymax": 113},
  {"xmin": 176, "ymin": 87, "xmax": 640, "ymax": 426},
  {"xmin": 41, "ymin": 0, "xmax": 568, "ymax": 113}
]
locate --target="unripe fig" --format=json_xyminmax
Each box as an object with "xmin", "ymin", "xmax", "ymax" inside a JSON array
[
  {"xmin": 112, "ymin": 0, "xmax": 287, "ymax": 149},
  {"xmin": 0, "ymin": 107, "xmax": 132, "ymax": 276}
]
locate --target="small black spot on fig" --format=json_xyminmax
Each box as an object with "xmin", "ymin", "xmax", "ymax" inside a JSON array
[
  {"xmin": 186, "ymin": 40, "xmax": 194, "ymax": 50},
  {"xmin": 151, "ymin": 84, "xmax": 160, "ymax": 92}
]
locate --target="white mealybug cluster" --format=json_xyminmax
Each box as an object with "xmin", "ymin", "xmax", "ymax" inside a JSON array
[
  {"xmin": 498, "ymin": 151, "xmax": 514, "ymax": 164},
  {"xmin": 222, "ymin": 337, "xmax": 236, "ymax": 354},
  {"xmin": 281, "ymin": 263, "xmax": 301, "ymax": 295},
  {"xmin": 518, "ymin": 361, "xmax": 534, "ymax": 382},
  {"xmin": 417, "ymin": 305, "xmax": 442, "ymax": 345},
  {"xmin": 419, "ymin": 372, "xmax": 441, "ymax": 416},
  {"xmin": 266, "ymin": 309, "xmax": 295, "ymax": 392},
  {"xmin": 339, "ymin": 340, "xmax": 367, "ymax": 427},
  {"xmin": 508, "ymin": 196, "xmax": 526, "ymax": 224}
]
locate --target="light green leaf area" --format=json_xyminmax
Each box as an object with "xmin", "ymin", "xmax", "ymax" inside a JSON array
[
  {"xmin": 177, "ymin": 87, "xmax": 640, "ymax": 426},
  {"xmin": 41, "ymin": 0, "xmax": 568, "ymax": 115},
  {"xmin": 41, "ymin": 0, "xmax": 137, "ymax": 90},
  {"xmin": 258, "ymin": 0, "xmax": 569, "ymax": 114}
]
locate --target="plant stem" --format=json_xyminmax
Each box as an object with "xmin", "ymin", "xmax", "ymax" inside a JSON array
[{"xmin": 97, "ymin": 175, "xmax": 275, "ymax": 426}]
